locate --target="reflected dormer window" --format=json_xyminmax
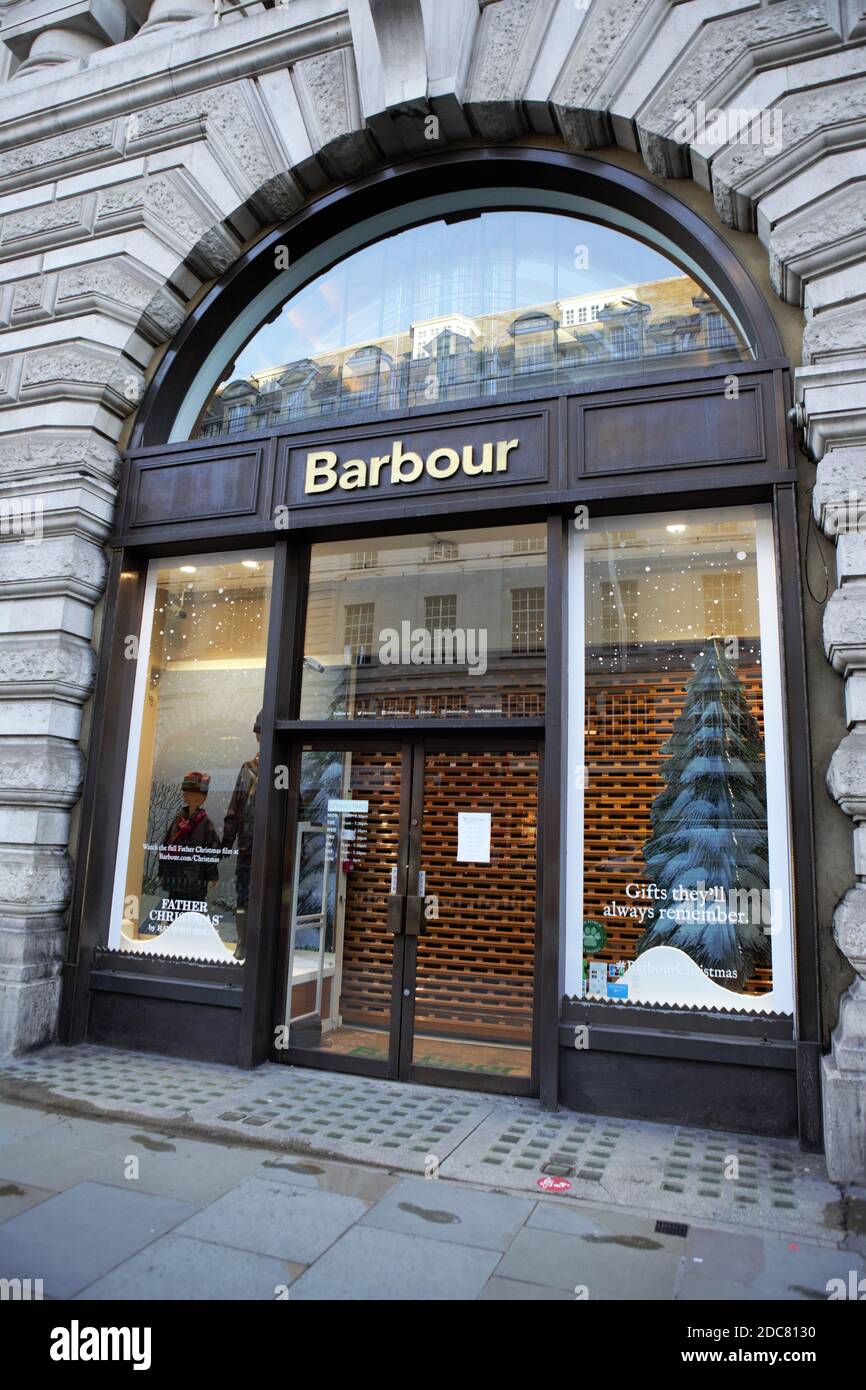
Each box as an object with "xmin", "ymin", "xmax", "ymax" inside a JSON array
[{"xmin": 189, "ymin": 209, "xmax": 750, "ymax": 439}]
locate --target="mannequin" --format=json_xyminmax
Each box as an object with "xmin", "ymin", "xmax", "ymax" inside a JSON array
[
  {"xmin": 222, "ymin": 711, "xmax": 261, "ymax": 963},
  {"xmin": 158, "ymin": 771, "xmax": 221, "ymax": 905}
]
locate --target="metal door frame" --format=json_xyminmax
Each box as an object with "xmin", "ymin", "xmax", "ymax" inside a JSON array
[{"xmin": 274, "ymin": 736, "xmax": 542, "ymax": 1098}]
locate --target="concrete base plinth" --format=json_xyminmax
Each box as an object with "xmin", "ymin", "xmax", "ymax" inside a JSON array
[
  {"xmin": 0, "ymin": 976, "xmax": 62, "ymax": 1056},
  {"xmin": 823, "ymin": 1053, "xmax": 866, "ymax": 1183},
  {"xmin": 0, "ymin": 911, "xmax": 66, "ymax": 1056}
]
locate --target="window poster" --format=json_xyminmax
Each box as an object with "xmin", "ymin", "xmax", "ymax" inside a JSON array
[
  {"xmin": 457, "ymin": 811, "xmax": 492, "ymax": 863},
  {"xmin": 110, "ymin": 552, "xmax": 274, "ymax": 963},
  {"xmin": 567, "ymin": 508, "xmax": 794, "ymax": 1016}
]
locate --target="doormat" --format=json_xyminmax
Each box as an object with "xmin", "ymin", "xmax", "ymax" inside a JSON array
[
  {"xmin": 411, "ymin": 1051, "xmax": 522, "ymax": 1076},
  {"xmin": 344, "ymin": 1045, "xmax": 521, "ymax": 1075}
]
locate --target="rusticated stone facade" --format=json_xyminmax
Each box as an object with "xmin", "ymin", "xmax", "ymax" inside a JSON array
[{"xmin": 0, "ymin": 0, "xmax": 864, "ymax": 1178}]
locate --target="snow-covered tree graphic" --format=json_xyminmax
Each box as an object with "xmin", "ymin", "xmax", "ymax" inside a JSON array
[{"xmin": 635, "ymin": 638, "xmax": 770, "ymax": 989}]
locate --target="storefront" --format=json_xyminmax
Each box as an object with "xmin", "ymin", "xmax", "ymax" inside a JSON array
[{"xmin": 61, "ymin": 149, "xmax": 820, "ymax": 1144}]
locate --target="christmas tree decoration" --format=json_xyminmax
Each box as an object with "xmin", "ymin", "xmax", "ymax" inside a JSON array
[{"xmin": 636, "ymin": 637, "xmax": 770, "ymax": 989}]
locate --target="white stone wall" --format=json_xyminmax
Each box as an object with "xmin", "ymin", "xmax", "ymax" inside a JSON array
[{"xmin": 0, "ymin": 0, "xmax": 863, "ymax": 1176}]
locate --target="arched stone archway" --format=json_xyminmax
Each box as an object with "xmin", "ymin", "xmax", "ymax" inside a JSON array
[{"xmin": 0, "ymin": 0, "xmax": 863, "ymax": 1177}]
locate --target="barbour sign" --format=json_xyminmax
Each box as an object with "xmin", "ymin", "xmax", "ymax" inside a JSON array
[
  {"xmin": 304, "ymin": 436, "xmax": 519, "ymax": 493},
  {"xmin": 282, "ymin": 411, "xmax": 548, "ymax": 506}
]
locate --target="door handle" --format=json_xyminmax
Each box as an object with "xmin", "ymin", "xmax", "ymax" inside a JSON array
[
  {"xmin": 405, "ymin": 895, "xmax": 424, "ymax": 936},
  {"xmin": 387, "ymin": 894, "xmax": 405, "ymax": 934}
]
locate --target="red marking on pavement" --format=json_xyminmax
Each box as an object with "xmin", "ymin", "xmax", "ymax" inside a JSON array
[{"xmin": 537, "ymin": 1176, "xmax": 572, "ymax": 1193}]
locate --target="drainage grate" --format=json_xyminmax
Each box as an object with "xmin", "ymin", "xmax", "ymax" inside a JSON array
[
  {"xmin": 655, "ymin": 1219, "xmax": 689, "ymax": 1238},
  {"xmin": 541, "ymin": 1160, "xmax": 575, "ymax": 1178}
]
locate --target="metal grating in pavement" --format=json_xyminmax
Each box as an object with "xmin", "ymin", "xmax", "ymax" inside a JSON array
[
  {"xmin": 211, "ymin": 1075, "xmax": 481, "ymax": 1156},
  {"xmin": 0, "ymin": 1045, "xmax": 846, "ymax": 1240},
  {"xmin": 0, "ymin": 1047, "xmax": 489, "ymax": 1169},
  {"xmin": 441, "ymin": 1105, "xmax": 843, "ymax": 1240},
  {"xmin": 470, "ymin": 1109, "xmax": 625, "ymax": 1183},
  {"xmin": 660, "ymin": 1127, "xmax": 799, "ymax": 1210},
  {"xmin": 1, "ymin": 1047, "xmax": 251, "ymax": 1115}
]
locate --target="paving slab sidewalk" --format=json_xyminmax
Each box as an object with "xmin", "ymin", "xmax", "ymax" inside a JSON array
[
  {"xmin": 1, "ymin": 1098, "xmax": 862, "ymax": 1302},
  {"xmin": 1, "ymin": 1045, "xmax": 860, "ymax": 1250}
]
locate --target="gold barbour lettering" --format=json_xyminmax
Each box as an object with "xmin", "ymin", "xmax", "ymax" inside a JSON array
[
  {"xmin": 303, "ymin": 438, "xmax": 518, "ymax": 495},
  {"xmin": 305, "ymin": 451, "xmax": 338, "ymax": 493}
]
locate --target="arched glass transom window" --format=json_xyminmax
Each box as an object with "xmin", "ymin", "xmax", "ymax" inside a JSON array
[{"xmin": 192, "ymin": 209, "xmax": 750, "ymax": 440}]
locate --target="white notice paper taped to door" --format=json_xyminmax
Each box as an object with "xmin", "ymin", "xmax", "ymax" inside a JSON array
[{"xmin": 457, "ymin": 811, "xmax": 491, "ymax": 863}]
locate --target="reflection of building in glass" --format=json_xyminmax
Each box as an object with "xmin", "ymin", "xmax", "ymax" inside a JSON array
[
  {"xmin": 585, "ymin": 523, "xmax": 758, "ymax": 660},
  {"xmin": 197, "ymin": 278, "xmax": 743, "ymax": 438},
  {"xmin": 349, "ymin": 550, "xmax": 378, "ymax": 571},
  {"xmin": 342, "ymin": 602, "xmax": 375, "ymax": 664},
  {"xmin": 600, "ymin": 579, "xmax": 640, "ymax": 646},
  {"xmin": 424, "ymin": 593, "xmax": 457, "ymax": 635},
  {"xmin": 301, "ymin": 528, "xmax": 547, "ymax": 721},
  {"xmin": 702, "ymin": 571, "xmax": 745, "ymax": 636},
  {"xmin": 511, "ymin": 587, "xmax": 546, "ymax": 655},
  {"xmin": 429, "ymin": 538, "xmax": 459, "ymax": 562}
]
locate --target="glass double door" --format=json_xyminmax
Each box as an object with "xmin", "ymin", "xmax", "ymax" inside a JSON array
[{"xmin": 278, "ymin": 742, "xmax": 540, "ymax": 1092}]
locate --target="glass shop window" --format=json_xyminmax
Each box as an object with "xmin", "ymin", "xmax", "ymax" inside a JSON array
[
  {"xmin": 108, "ymin": 551, "xmax": 274, "ymax": 963},
  {"xmin": 568, "ymin": 508, "xmax": 794, "ymax": 1017},
  {"xmin": 299, "ymin": 525, "xmax": 546, "ymax": 720},
  {"xmin": 191, "ymin": 209, "xmax": 750, "ymax": 440}
]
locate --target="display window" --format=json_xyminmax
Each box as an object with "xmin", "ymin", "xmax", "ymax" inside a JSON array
[
  {"xmin": 567, "ymin": 507, "xmax": 794, "ymax": 1016},
  {"xmin": 300, "ymin": 525, "xmax": 547, "ymax": 720},
  {"xmin": 108, "ymin": 551, "xmax": 274, "ymax": 962}
]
